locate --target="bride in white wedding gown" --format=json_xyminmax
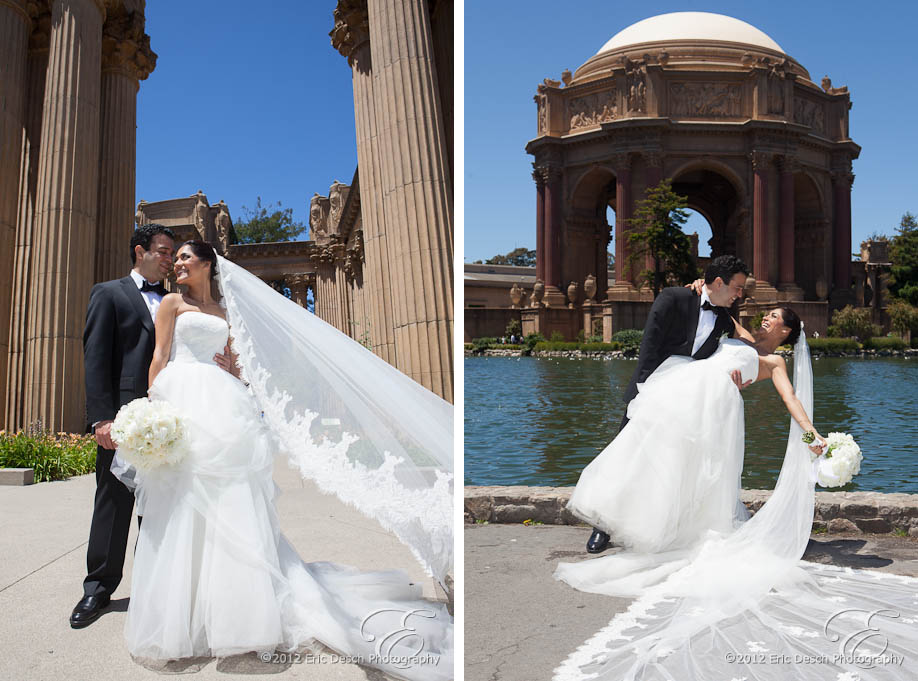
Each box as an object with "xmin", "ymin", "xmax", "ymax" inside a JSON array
[
  {"xmin": 112, "ymin": 241, "xmax": 453, "ymax": 680},
  {"xmin": 554, "ymin": 308, "xmax": 918, "ymax": 681}
]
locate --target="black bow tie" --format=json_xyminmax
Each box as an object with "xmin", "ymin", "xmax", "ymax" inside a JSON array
[
  {"xmin": 140, "ymin": 281, "xmax": 167, "ymax": 295},
  {"xmin": 701, "ymin": 301, "xmax": 716, "ymax": 311}
]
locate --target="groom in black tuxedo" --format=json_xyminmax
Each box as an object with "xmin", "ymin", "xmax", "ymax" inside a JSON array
[
  {"xmin": 586, "ymin": 254, "xmax": 750, "ymax": 553},
  {"xmin": 70, "ymin": 224, "xmax": 176, "ymax": 627}
]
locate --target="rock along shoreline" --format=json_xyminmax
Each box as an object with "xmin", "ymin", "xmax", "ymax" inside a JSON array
[
  {"xmin": 465, "ymin": 348, "xmax": 918, "ymax": 360},
  {"xmin": 464, "ymin": 485, "xmax": 918, "ymax": 538}
]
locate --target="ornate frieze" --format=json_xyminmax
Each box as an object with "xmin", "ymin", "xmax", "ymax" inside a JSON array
[
  {"xmin": 100, "ymin": 5, "xmax": 156, "ymax": 80},
  {"xmin": 670, "ymin": 82, "xmax": 742, "ymax": 118},
  {"xmin": 330, "ymin": 0, "xmax": 369, "ymax": 64},
  {"xmin": 793, "ymin": 97, "xmax": 825, "ymax": 133},
  {"xmin": 568, "ymin": 89, "xmax": 617, "ymax": 131},
  {"xmin": 625, "ymin": 60, "xmax": 646, "ymax": 113}
]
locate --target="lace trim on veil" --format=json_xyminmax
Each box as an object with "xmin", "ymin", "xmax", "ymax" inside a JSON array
[{"xmin": 216, "ymin": 256, "xmax": 453, "ymax": 585}]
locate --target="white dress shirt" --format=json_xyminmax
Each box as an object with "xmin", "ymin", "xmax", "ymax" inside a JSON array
[
  {"xmin": 129, "ymin": 268, "xmax": 164, "ymax": 322},
  {"xmin": 691, "ymin": 285, "xmax": 717, "ymax": 356}
]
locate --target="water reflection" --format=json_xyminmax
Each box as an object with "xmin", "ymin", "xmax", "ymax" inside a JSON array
[{"xmin": 464, "ymin": 356, "xmax": 918, "ymax": 492}]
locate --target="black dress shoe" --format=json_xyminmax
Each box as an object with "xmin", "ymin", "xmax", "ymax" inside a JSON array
[
  {"xmin": 70, "ymin": 594, "xmax": 110, "ymax": 628},
  {"xmin": 586, "ymin": 528, "xmax": 610, "ymax": 553}
]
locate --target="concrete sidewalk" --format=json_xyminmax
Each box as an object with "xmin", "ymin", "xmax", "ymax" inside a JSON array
[
  {"xmin": 464, "ymin": 523, "xmax": 918, "ymax": 681},
  {"xmin": 0, "ymin": 462, "xmax": 444, "ymax": 681}
]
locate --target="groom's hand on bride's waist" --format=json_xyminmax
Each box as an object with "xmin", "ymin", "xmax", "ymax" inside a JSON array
[{"xmin": 731, "ymin": 369, "xmax": 751, "ymax": 391}]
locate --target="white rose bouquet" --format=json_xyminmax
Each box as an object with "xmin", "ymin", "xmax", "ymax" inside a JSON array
[
  {"xmin": 810, "ymin": 431, "xmax": 862, "ymax": 488},
  {"xmin": 111, "ymin": 398, "xmax": 188, "ymax": 471}
]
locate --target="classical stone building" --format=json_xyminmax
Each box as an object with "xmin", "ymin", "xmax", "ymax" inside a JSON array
[
  {"xmin": 330, "ymin": 0, "xmax": 454, "ymax": 401},
  {"xmin": 1, "ymin": 0, "xmax": 155, "ymax": 433},
  {"xmin": 524, "ymin": 12, "xmax": 858, "ymax": 340}
]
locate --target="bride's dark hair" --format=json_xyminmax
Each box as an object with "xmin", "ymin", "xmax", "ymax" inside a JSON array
[
  {"xmin": 780, "ymin": 307, "xmax": 801, "ymax": 346},
  {"xmin": 180, "ymin": 239, "xmax": 218, "ymax": 280}
]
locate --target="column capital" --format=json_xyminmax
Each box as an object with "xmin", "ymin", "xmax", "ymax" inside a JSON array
[
  {"xmin": 101, "ymin": 7, "xmax": 156, "ymax": 80},
  {"xmin": 776, "ymin": 155, "xmax": 800, "ymax": 174},
  {"xmin": 330, "ymin": 0, "xmax": 370, "ymax": 64},
  {"xmin": 534, "ymin": 163, "xmax": 562, "ymax": 183},
  {"xmin": 610, "ymin": 152, "xmax": 632, "ymax": 174},
  {"xmin": 310, "ymin": 239, "xmax": 347, "ymax": 265},
  {"xmin": 748, "ymin": 150, "xmax": 773, "ymax": 170}
]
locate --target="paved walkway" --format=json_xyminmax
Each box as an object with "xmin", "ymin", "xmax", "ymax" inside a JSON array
[
  {"xmin": 464, "ymin": 523, "xmax": 918, "ymax": 681},
  {"xmin": 0, "ymin": 462, "xmax": 444, "ymax": 681}
]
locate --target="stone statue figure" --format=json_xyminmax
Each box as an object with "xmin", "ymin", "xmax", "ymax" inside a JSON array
[{"xmin": 214, "ymin": 200, "xmax": 232, "ymax": 254}]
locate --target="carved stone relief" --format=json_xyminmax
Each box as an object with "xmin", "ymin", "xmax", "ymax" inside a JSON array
[
  {"xmin": 568, "ymin": 90, "xmax": 617, "ymax": 130},
  {"xmin": 794, "ymin": 98, "xmax": 825, "ymax": 133},
  {"xmin": 670, "ymin": 82, "xmax": 742, "ymax": 117}
]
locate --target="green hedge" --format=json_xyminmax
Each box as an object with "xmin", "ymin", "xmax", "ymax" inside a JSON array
[
  {"xmin": 807, "ymin": 338, "xmax": 860, "ymax": 352},
  {"xmin": 533, "ymin": 341, "xmax": 622, "ymax": 352},
  {"xmin": 0, "ymin": 428, "xmax": 96, "ymax": 482},
  {"xmin": 863, "ymin": 336, "xmax": 908, "ymax": 351}
]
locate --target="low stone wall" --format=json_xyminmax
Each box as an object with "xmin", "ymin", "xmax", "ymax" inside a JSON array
[{"xmin": 464, "ymin": 485, "xmax": 918, "ymax": 538}]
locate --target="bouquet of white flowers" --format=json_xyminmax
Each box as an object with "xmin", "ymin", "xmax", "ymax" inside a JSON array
[
  {"xmin": 111, "ymin": 398, "xmax": 188, "ymax": 471},
  {"xmin": 810, "ymin": 431, "xmax": 862, "ymax": 488}
]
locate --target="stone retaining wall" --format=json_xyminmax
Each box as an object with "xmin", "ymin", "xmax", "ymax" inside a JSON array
[
  {"xmin": 465, "ymin": 485, "xmax": 918, "ymax": 538},
  {"xmin": 465, "ymin": 348, "xmax": 918, "ymax": 359}
]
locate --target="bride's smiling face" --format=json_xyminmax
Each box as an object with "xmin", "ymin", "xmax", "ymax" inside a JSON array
[
  {"xmin": 757, "ymin": 308, "xmax": 791, "ymax": 344},
  {"xmin": 173, "ymin": 246, "xmax": 210, "ymax": 286}
]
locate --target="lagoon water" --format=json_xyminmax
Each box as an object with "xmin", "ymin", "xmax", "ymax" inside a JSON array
[{"xmin": 464, "ymin": 355, "xmax": 918, "ymax": 493}]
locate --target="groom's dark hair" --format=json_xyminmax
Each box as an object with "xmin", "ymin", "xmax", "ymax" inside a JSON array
[
  {"xmin": 130, "ymin": 223, "xmax": 175, "ymax": 264},
  {"xmin": 704, "ymin": 255, "xmax": 749, "ymax": 285}
]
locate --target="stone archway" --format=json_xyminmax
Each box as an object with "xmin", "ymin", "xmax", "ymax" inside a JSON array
[{"xmin": 670, "ymin": 163, "xmax": 746, "ymax": 261}]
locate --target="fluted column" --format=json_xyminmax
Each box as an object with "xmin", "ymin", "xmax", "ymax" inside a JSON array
[
  {"xmin": 0, "ymin": 0, "xmax": 31, "ymax": 428},
  {"xmin": 832, "ymin": 166, "xmax": 854, "ymax": 291},
  {"xmin": 612, "ymin": 154, "xmax": 633, "ymax": 287},
  {"xmin": 543, "ymin": 165, "xmax": 562, "ymax": 291},
  {"xmin": 533, "ymin": 168, "xmax": 545, "ymax": 283},
  {"xmin": 367, "ymin": 0, "xmax": 453, "ymax": 400},
  {"xmin": 6, "ymin": 9, "xmax": 50, "ymax": 430},
  {"xmin": 778, "ymin": 157, "xmax": 796, "ymax": 287},
  {"xmin": 284, "ymin": 273, "xmax": 310, "ymax": 309},
  {"xmin": 751, "ymin": 151, "xmax": 771, "ymax": 285},
  {"xmin": 95, "ymin": 6, "xmax": 156, "ymax": 283},
  {"xmin": 24, "ymin": 0, "xmax": 105, "ymax": 433},
  {"xmin": 331, "ymin": 1, "xmax": 397, "ymax": 364}
]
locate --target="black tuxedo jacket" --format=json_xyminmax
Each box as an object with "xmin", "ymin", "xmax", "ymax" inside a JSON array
[
  {"xmin": 83, "ymin": 276, "xmax": 157, "ymax": 429},
  {"xmin": 622, "ymin": 287, "xmax": 735, "ymax": 405}
]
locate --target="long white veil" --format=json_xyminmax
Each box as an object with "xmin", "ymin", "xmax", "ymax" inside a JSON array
[
  {"xmin": 216, "ymin": 255, "xmax": 453, "ymax": 586},
  {"xmin": 554, "ymin": 329, "xmax": 918, "ymax": 680}
]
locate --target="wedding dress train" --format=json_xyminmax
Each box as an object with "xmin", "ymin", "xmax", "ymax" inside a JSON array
[{"xmin": 554, "ymin": 332, "xmax": 918, "ymax": 681}]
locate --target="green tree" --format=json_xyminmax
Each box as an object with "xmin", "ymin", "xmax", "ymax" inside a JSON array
[
  {"xmin": 889, "ymin": 212, "xmax": 918, "ymax": 305},
  {"xmin": 831, "ymin": 305, "xmax": 879, "ymax": 342},
  {"xmin": 626, "ymin": 179, "xmax": 699, "ymax": 296},
  {"xmin": 233, "ymin": 197, "xmax": 307, "ymax": 244},
  {"xmin": 482, "ymin": 247, "xmax": 536, "ymax": 267}
]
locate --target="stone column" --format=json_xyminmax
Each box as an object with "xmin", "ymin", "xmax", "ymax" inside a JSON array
[
  {"xmin": 0, "ymin": 0, "xmax": 31, "ymax": 427},
  {"xmin": 533, "ymin": 167, "xmax": 545, "ymax": 282},
  {"xmin": 6, "ymin": 9, "xmax": 50, "ymax": 430},
  {"xmin": 750, "ymin": 151, "xmax": 770, "ymax": 285},
  {"xmin": 285, "ymin": 273, "xmax": 310, "ymax": 309},
  {"xmin": 367, "ymin": 0, "xmax": 453, "ymax": 400},
  {"xmin": 776, "ymin": 157, "xmax": 803, "ymax": 300},
  {"xmin": 641, "ymin": 151, "xmax": 664, "ymax": 276},
  {"xmin": 95, "ymin": 6, "xmax": 156, "ymax": 284},
  {"xmin": 24, "ymin": 0, "xmax": 105, "ymax": 433},
  {"xmin": 543, "ymin": 165, "xmax": 563, "ymax": 295},
  {"xmin": 331, "ymin": 1, "xmax": 397, "ymax": 364},
  {"xmin": 832, "ymin": 166, "xmax": 854, "ymax": 293},
  {"xmin": 610, "ymin": 154, "xmax": 633, "ymax": 289}
]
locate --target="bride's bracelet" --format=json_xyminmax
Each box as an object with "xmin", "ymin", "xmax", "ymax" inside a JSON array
[{"xmin": 801, "ymin": 431, "xmax": 816, "ymax": 444}]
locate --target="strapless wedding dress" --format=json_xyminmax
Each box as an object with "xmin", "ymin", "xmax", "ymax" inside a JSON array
[
  {"xmin": 118, "ymin": 311, "xmax": 452, "ymax": 680},
  {"xmin": 564, "ymin": 339, "xmax": 758, "ymax": 555}
]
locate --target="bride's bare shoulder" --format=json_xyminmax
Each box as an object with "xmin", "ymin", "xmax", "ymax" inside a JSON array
[{"xmin": 759, "ymin": 352, "xmax": 787, "ymax": 372}]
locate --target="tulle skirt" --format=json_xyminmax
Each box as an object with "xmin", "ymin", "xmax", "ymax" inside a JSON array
[
  {"xmin": 120, "ymin": 361, "xmax": 453, "ymax": 680},
  {"xmin": 565, "ymin": 355, "xmax": 749, "ymax": 555}
]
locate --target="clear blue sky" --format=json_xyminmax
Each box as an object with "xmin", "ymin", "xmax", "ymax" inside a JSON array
[
  {"xmin": 464, "ymin": 0, "xmax": 918, "ymax": 263},
  {"xmin": 136, "ymin": 1, "xmax": 357, "ymax": 238}
]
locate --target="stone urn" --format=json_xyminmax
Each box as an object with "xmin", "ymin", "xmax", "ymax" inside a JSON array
[
  {"xmin": 509, "ymin": 283, "xmax": 523, "ymax": 309},
  {"xmin": 567, "ymin": 281, "xmax": 580, "ymax": 308},
  {"xmin": 532, "ymin": 279, "xmax": 545, "ymax": 307},
  {"xmin": 744, "ymin": 276, "xmax": 757, "ymax": 302},
  {"xmin": 584, "ymin": 274, "xmax": 597, "ymax": 302},
  {"xmin": 815, "ymin": 277, "xmax": 828, "ymax": 301}
]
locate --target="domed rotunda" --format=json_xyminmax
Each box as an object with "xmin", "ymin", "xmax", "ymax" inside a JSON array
[{"xmin": 525, "ymin": 12, "xmax": 858, "ymax": 339}]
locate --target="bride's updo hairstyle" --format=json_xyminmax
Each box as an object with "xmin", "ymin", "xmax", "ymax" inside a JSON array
[
  {"xmin": 780, "ymin": 307, "xmax": 802, "ymax": 346},
  {"xmin": 180, "ymin": 239, "xmax": 218, "ymax": 280}
]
